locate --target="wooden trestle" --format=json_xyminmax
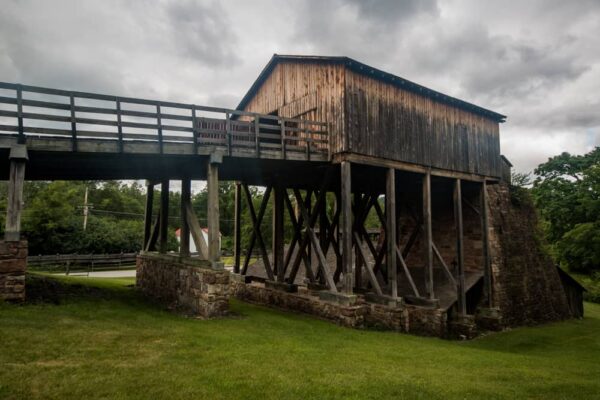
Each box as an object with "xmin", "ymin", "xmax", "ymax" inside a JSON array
[{"xmin": 0, "ymin": 81, "xmax": 495, "ymax": 316}]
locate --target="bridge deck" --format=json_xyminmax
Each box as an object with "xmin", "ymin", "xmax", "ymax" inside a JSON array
[{"xmin": 0, "ymin": 82, "xmax": 329, "ymax": 168}]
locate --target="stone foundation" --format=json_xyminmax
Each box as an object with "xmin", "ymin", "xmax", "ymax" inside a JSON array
[
  {"xmin": 0, "ymin": 240, "xmax": 27, "ymax": 302},
  {"xmin": 231, "ymin": 274, "xmax": 449, "ymax": 337},
  {"xmin": 136, "ymin": 252, "xmax": 229, "ymax": 318}
]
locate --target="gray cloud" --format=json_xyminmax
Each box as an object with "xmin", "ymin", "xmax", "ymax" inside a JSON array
[{"xmin": 0, "ymin": 0, "xmax": 599, "ymax": 174}]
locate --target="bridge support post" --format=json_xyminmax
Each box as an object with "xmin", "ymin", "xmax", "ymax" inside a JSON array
[
  {"xmin": 386, "ymin": 168, "xmax": 398, "ymax": 299},
  {"xmin": 272, "ymin": 185, "xmax": 285, "ymax": 281},
  {"xmin": 340, "ymin": 161, "xmax": 353, "ymax": 294},
  {"xmin": 143, "ymin": 181, "xmax": 155, "ymax": 250},
  {"xmin": 207, "ymin": 153, "xmax": 222, "ymax": 266},
  {"xmin": 454, "ymin": 179, "xmax": 467, "ymax": 315},
  {"xmin": 180, "ymin": 179, "xmax": 191, "ymax": 257},
  {"xmin": 4, "ymin": 145, "xmax": 27, "ymax": 241},
  {"xmin": 423, "ymin": 171, "xmax": 434, "ymax": 299},
  {"xmin": 159, "ymin": 180, "xmax": 169, "ymax": 254},
  {"xmin": 233, "ymin": 182, "xmax": 242, "ymax": 274},
  {"xmin": 481, "ymin": 180, "xmax": 493, "ymax": 308}
]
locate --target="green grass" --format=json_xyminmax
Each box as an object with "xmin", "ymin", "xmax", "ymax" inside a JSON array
[{"xmin": 1, "ymin": 274, "xmax": 600, "ymax": 399}]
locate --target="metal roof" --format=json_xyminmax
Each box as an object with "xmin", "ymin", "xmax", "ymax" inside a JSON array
[{"xmin": 236, "ymin": 54, "xmax": 507, "ymax": 123}]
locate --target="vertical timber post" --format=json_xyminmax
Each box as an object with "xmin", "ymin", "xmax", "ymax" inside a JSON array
[
  {"xmin": 354, "ymin": 193, "xmax": 362, "ymax": 290},
  {"xmin": 481, "ymin": 180, "xmax": 493, "ymax": 308},
  {"xmin": 4, "ymin": 145, "xmax": 28, "ymax": 241},
  {"xmin": 143, "ymin": 181, "xmax": 154, "ymax": 250},
  {"xmin": 207, "ymin": 153, "xmax": 222, "ymax": 266},
  {"xmin": 423, "ymin": 171, "xmax": 434, "ymax": 299},
  {"xmin": 233, "ymin": 181, "xmax": 242, "ymax": 274},
  {"xmin": 454, "ymin": 179, "xmax": 467, "ymax": 315},
  {"xmin": 272, "ymin": 185, "xmax": 285, "ymax": 281},
  {"xmin": 340, "ymin": 161, "xmax": 353, "ymax": 294},
  {"xmin": 386, "ymin": 168, "xmax": 398, "ymax": 298},
  {"xmin": 180, "ymin": 179, "xmax": 191, "ymax": 257},
  {"xmin": 159, "ymin": 180, "xmax": 169, "ymax": 254}
]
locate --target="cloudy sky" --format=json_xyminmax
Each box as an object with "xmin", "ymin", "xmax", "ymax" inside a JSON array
[{"xmin": 1, "ymin": 0, "xmax": 599, "ymax": 173}]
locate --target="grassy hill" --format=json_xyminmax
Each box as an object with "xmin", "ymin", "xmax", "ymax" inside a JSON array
[{"xmin": 1, "ymin": 274, "xmax": 599, "ymax": 399}]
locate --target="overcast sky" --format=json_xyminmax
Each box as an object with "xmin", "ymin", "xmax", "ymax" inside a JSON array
[{"xmin": 1, "ymin": 0, "xmax": 599, "ymax": 173}]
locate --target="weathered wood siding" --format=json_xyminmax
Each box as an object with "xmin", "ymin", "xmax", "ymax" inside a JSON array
[
  {"xmin": 241, "ymin": 62, "xmax": 347, "ymax": 154},
  {"xmin": 241, "ymin": 61, "xmax": 502, "ymax": 178},
  {"xmin": 344, "ymin": 70, "xmax": 501, "ymax": 177}
]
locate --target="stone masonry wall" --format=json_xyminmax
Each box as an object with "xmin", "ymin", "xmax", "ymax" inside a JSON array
[
  {"xmin": 136, "ymin": 253, "xmax": 229, "ymax": 318},
  {"xmin": 0, "ymin": 240, "xmax": 27, "ymax": 301},
  {"xmin": 487, "ymin": 183, "xmax": 571, "ymax": 326},
  {"xmin": 231, "ymin": 276, "xmax": 449, "ymax": 337}
]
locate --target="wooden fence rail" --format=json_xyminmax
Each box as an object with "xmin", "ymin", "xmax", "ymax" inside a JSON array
[
  {"xmin": 0, "ymin": 82, "xmax": 329, "ymax": 160},
  {"xmin": 27, "ymin": 252, "xmax": 138, "ymax": 267}
]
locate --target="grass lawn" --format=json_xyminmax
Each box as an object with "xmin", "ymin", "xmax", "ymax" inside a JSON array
[{"xmin": 1, "ymin": 274, "xmax": 599, "ymax": 400}]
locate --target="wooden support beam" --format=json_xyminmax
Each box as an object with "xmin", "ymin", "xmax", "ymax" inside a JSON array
[
  {"xmin": 233, "ymin": 182, "xmax": 242, "ymax": 274},
  {"xmin": 353, "ymin": 231, "xmax": 383, "ymax": 296},
  {"xmin": 184, "ymin": 200, "xmax": 208, "ymax": 260},
  {"xmin": 207, "ymin": 159, "xmax": 220, "ymax": 263},
  {"xmin": 159, "ymin": 180, "xmax": 169, "ymax": 254},
  {"xmin": 273, "ymin": 185, "xmax": 285, "ymax": 281},
  {"xmin": 282, "ymin": 191, "xmax": 311, "ymax": 278},
  {"xmin": 180, "ymin": 179, "xmax": 191, "ymax": 257},
  {"xmin": 423, "ymin": 171, "xmax": 434, "ymax": 299},
  {"xmin": 340, "ymin": 161, "xmax": 353, "ymax": 294},
  {"xmin": 386, "ymin": 168, "xmax": 398, "ymax": 298},
  {"xmin": 145, "ymin": 209, "xmax": 160, "ymax": 252},
  {"xmin": 481, "ymin": 180, "xmax": 493, "ymax": 308},
  {"xmin": 395, "ymin": 246, "xmax": 420, "ymax": 297},
  {"xmin": 354, "ymin": 193, "xmax": 363, "ymax": 289},
  {"xmin": 454, "ymin": 179, "xmax": 467, "ymax": 315},
  {"xmin": 143, "ymin": 181, "xmax": 154, "ymax": 249},
  {"xmin": 293, "ymin": 189, "xmax": 337, "ymax": 292},
  {"xmin": 242, "ymin": 185, "xmax": 274, "ymax": 280},
  {"xmin": 4, "ymin": 149, "xmax": 27, "ymax": 241}
]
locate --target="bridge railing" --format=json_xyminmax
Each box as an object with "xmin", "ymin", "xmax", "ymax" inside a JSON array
[{"xmin": 0, "ymin": 82, "xmax": 329, "ymax": 160}]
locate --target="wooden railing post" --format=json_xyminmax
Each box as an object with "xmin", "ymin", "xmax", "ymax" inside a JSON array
[
  {"xmin": 116, "ymin": 99, "xmax": 124, "ymax": 153},
  {"xmin": 481, "ymin": 180, "xmax": 493, "ymax": 308},
  {"xmin": 156, "ymin": 105, "xmax": 163, "ymax": 154},
  {"xmin": 16, "ymin": 85, "xmax": 25, "ymax": 144},
  {"xmin": 280, "ymin": 118, "xmax": 286, "ymax": 159},
  {"xmin": 69, "ymin": 94, "xmax": 77, "ymax": 152},
  {"xmin": 254, "ymin": 117, "xmax": 260, "ymax": 157},
  {"xmin": 192, "ymin": 107, "xmax": 199, "ymax": 154},
  {"xmin": 225, "ymin": 112, "xmax": 232, "ymax": 156}
]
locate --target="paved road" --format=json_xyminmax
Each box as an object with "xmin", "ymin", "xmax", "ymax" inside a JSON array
[{"xmin": 58, "ymin": 269, "xmax": 137, "ymax": 278}]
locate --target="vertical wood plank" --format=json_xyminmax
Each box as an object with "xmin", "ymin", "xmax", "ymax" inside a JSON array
[
  {"xmin": 386, "ymin": 168, "xmax": 398, "ymax": 298},
  {"xmin": 156, "ymin": 105, "xmax": 163, "ymax": 154},
  {"xmin": 423, "ymin": 171, "xmax": 434, "ymax": 299},
  {"xmin": 69, "ymin": 95, "xmax": 77, "ymax": 152},
  {"xmin": 233, "ymin": 181, "xmax": 242, "ymax": 274},
  {"xmin": 180, "ymin": 179, "xmax": 191, "ymax": 257},
  {"xmin": 159, "ymin": 180, "xmax": 169, "ymax": 254},
  {"xmin": 340, "ymin": 161, "xmax": 353, "ymax": 293},
  {"xmin": 116, "ymin": 99, "xmax": 123, "ymax": 153}
]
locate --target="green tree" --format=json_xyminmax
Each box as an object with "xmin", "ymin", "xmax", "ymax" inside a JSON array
[{"xmin": 532, "ymin": 147, "xmax": 600, "ymax": 273}]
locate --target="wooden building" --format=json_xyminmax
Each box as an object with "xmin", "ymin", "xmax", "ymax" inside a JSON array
[{"xmin": 1, "ymin": 56, "xmax": 575, "ymax": 336}]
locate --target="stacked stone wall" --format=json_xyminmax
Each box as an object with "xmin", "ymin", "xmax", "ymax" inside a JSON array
[
  {"xmin": 0, "ymin": 240, "xmax": 27, "ymax": 301},
  {"xmin": 136, "ymin": 253, "xmax": 229, "ymax": 318},
  {"xmin": 487, "ymin": 184, "xmax": 571, "ymax": 326}
]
